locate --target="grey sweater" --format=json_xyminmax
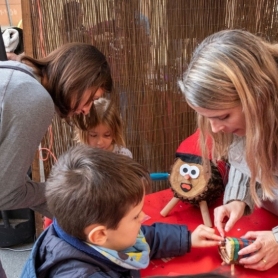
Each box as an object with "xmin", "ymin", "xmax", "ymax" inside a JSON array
[
  {"xmin": 224, "ymin": 137, "xmax": 278, "ymax": 239},
  {"xmin": 224, "ymin": 138, "xmax": 258, "ymax": 213},
  {"xmin": 0, "ymin": 61, "xmax": 54, "ymax": 217}
]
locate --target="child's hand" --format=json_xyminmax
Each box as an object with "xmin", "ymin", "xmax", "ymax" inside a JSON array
[{"xmin": 191, "ymin": 224, "xmax": 223, "ymax": 248}]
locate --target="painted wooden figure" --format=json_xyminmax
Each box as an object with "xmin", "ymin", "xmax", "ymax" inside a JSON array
[{"xmin": 160, "ymin": 129, "xmax": 228, "ymax": 227}]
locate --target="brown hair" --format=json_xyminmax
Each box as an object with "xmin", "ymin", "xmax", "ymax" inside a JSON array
[
  {"xmin": 76, "ymin": 97, "xmax": 126, "ymax": 147},
  {"xmin": 46, "ymin": 145, "xmax": 150, "ymax": 240},
  {"xmin": 21, "ymin": 43, "xmax": 113, "ymax": 120}
]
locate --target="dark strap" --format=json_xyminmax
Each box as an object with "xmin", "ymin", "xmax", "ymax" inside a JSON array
[
  {"xmin": 0, "ymin": 65, "xmax": 35, "ymax": 79},
  {"xmin": 0, "ymin": 26, "xmax": 8, "ymax": 61}
]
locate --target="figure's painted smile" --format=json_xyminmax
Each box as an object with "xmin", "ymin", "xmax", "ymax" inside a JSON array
[{"xmin": 180, "ymin": 182, "xmax": 192, "ymax": 192}]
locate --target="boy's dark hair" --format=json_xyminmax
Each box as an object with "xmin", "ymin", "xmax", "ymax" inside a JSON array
[{"xmin": 46, "ymin": 145, "xmax": 151, "ymax": 240}]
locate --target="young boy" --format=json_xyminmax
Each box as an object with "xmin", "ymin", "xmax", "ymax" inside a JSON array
[{"xmin": 21, "ymin": 145, "xmax": 223, "ymax": 278}]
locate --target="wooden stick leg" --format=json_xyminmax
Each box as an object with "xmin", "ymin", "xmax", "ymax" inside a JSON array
[
  {"xmin": 231, "ymin": 264, "xmax": 235, "ymax": 276},
  {"xmin": 160, "ymin": 197, "xmax": 180, "ymax": 217},
  {"xmin": 199, "ymin": 200, "xmax": 212, "ymax": 227}
]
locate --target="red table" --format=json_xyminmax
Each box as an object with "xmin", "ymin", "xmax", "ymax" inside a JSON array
[{"xmin": 141, "ymin": 189, "xmax": 278, "ymax": 277}]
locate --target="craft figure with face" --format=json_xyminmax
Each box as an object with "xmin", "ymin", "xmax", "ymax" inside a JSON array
[
  {"xmin": 169, "ymin": 129, "xmax": 227, "ymax": 207},
  {"xmin": 170, "ymin": 159, "xmax": 207, "ymax": 199}
]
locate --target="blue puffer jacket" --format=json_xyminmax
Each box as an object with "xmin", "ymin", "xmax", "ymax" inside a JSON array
[{"xmin": 20, "ymin": 223, "xmax": 190, "ymax": 278}]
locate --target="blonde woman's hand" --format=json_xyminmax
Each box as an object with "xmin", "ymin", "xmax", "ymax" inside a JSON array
[
  {"xmin": 191, "ymin": 224, "xmax": 223, "ymax": 248},
  {"xmin": 214, "ymin": 201, "xmax": 246, "ymax": 237},
  {"xmin": 238, "ymin": 231, "xmax": 278, "ymax": 271}
]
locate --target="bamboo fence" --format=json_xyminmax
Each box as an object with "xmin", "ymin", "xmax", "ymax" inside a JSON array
[{"xmin": 22, "ymin": 0, "xmax": 278, "ymax": 194}]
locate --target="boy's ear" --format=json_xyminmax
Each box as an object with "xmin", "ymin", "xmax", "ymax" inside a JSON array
[{"xmin": 87, "ymin": 226, "xmax": 107, "ymax": 246}]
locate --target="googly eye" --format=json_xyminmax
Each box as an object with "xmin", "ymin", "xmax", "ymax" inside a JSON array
[
  {"xmin": 189, "ymin": 165, "xmax": 200, "ymax": 179},
  {"xmin": 179, "ymin": 164, "xmax": 190, "ymax": 176}
]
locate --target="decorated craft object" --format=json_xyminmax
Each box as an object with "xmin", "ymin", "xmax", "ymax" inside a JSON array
[
  {"xmin": 219, "ymin": 237, "xmax": 254, "ymax": 264},
  {"xmin": 170, "ymin": 129, "xmax": 227, "ymax": 206},
  {"xmin": 160, "ymin": 129, "xmax": 228, "ymax": 227},
  {"xmin": 170, "ymin": 159, "xmax": 224, "ymax": 206}
]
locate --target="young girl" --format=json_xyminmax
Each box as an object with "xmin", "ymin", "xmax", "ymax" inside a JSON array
[{"xmin": 76, "ymin": 97, "xmax": 132, "ymax": 158}]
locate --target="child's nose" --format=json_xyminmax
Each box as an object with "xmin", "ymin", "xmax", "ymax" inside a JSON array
[{"xmin": 97, "ymin": 137, "xmax": 103, "ymax": 145}]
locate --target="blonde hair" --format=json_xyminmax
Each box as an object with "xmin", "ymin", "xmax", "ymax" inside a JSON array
[
  {"xmin": 178, "ymin": 29, "xmax": 278, "ymax": 206},
  {"xmin": 76, "ymin": 98, "xmax": 126, "ymax": 147}
]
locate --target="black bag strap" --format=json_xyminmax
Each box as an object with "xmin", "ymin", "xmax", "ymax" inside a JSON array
[
  {"xmin": 0, "ymin": 65, "xmax": 35, "ymax": 79},
  {"xmin": 0, "ymin": 26, "xmax": 7, "ymax": 61}
]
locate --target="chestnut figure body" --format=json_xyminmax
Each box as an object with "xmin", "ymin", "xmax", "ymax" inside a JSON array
[{"xmin": 161, "ymin": 129, "xmax": 228, "ymax": 227}]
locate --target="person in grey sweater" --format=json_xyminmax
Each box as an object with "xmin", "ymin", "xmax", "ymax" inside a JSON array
[
  {"xmin": 0, "ymin": 43, "xmax": 112, "ymax": 218},
  {"xmin": 178, "ymin": 29, "xmax": 278, "ymax": 271}
]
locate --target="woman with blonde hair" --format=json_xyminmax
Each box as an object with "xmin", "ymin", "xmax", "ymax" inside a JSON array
[
  {"xmin": 178, "ymin": 29, "xmax": 278, "ymax": 271},
  {"xmin": 76, "ymin": 97, "xmax": 132, "ymax": 158}
]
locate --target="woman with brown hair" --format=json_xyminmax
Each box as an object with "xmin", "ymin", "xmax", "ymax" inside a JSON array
[{"xmin": 0, "ymin": 42, "xmax": 112, "ymax": 218}]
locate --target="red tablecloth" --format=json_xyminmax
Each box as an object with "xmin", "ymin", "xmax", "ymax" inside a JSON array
[{"xmin": 141, "ymin": 189, "xmax": 278, "ymax": 277}]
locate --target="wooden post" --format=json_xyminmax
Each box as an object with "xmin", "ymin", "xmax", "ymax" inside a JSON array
[
  {"xmin": 21, "ymin": 0, "xmax": 33, "ymax": 56},
  {"xmin": 22, "ymin": 0, "xmax": 43, "ymax": 237},
  {"xmin": 199, "ymin": 200, "xmax": 212, "ymax": 227},
  {"xmin": 31, "ymin": 152, "xmax": 44, "ymax": 238}
]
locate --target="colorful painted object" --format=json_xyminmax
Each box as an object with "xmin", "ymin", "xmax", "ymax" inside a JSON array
[{"xmin": 219, "ymin": 237, "xmax": 255, "ymax": 264}]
